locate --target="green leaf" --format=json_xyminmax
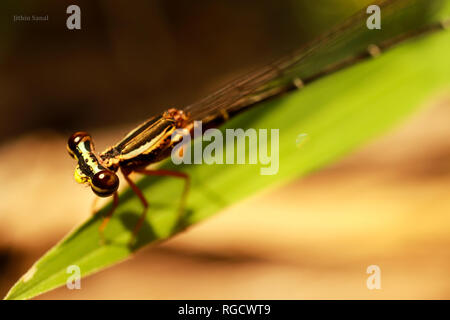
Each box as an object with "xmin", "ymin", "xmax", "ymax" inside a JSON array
[{"xmin": 5, "ymin": 19, "xmax": 450, "ymax": 301}]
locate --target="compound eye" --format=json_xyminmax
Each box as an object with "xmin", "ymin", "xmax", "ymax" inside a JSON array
[
  {"xmin": 91, "ymin": 170, "xmax": 119, "ymax": 197},
  {"xmin": 67, "ymin": 131, "xmax": 90, "ymax": 153}
]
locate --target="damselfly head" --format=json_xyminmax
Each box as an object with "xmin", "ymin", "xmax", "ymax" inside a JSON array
[{"xmin": 67, "ymin": 131, "xmax": 119, "ymax": 197}]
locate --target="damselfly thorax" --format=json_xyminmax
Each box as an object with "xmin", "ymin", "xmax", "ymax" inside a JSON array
[{"xmin": 100, "ymin": 108, "xmax": 190, "ymax": 172}]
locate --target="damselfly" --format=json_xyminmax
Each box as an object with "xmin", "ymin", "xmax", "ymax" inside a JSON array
[{"xmin": 66, "ymin": 0, "xmax": 449, "ymax": 244}]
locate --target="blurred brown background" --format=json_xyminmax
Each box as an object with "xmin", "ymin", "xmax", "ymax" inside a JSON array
[
  {"xmin": 0, "ymin": 0, "xmax": 449, "ymax": 299},
  {"xmin": 1, "ymin": 0, "xmax": 369, "ymax": 141}
]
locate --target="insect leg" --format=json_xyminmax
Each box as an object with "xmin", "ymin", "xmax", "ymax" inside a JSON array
[
  {"xmin": 91, "ymin": 196, "xmax": 99, "ymax": 215},
  {"xmin": 121, "ymin": 169, "xmax": 149, "ymax": 245},
  {"xmin": 134, "ymin": 168, "xmax": 190, "ymax": 222},
  {"xmin": 98, "ymin": 192, "xmax": 119, "ymax": 243}
]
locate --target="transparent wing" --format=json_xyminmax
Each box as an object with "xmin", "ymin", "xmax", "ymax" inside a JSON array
[{"xmin": 183, "ymin": 0, "xmax": 444, "ymax": 123}]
